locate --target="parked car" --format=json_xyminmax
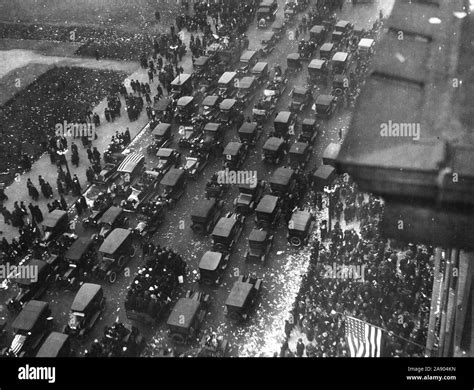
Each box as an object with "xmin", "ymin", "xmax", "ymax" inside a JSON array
[
  {"xmin": 289, "ymin": 141, "xmax": 313, "ymax": 170},
  {"xmin": 36, "ymin": 332, "xmax": 72, "ymax": 357},
  {"xmin": 147, "ymin": 123, "xmax": 173, "ymax": 155},
  {"xmin": 224, "ymin": 275, "xmax": 263, "ymax": 321},
  {"xmin": 190, "ymin": 198, "xmax": 223, "ymax": 235},
  {"xmin": 238, "ymin": 122, "xmax": 263, "ymax": 146},
  {"xmin": 198, "ymin": 251, "xmax": 230, "ymax": 285},
  {"xmin": 289, "ymin": 86, "xmax": 313, "ymax": 112},
  {"xmin": 255, "ymin": 195, "xmax": 282, "ymax": 229},
  {"xmin": 245, "ymin": 229, "xmax": 273, "ymax": 263},
  {"xmin": 94, "ymin": 206, "xmax": 128, "ymax": 242},
  {"xmin": 269, "ymin": 167, "xmax": 297, "ymax": 197},
  {"xmin": 233, "ymin": 180, "xmax": 266, "ymax": 215},
  {"xmin": 211, "ymin": 212, "xmax": 245, "ymax": 254},
  {"xmin": 223, "ymin": 142, "xmax": 248, "ymax": 170},
  {"xmin": 262, "ymin": 137, "xmax": 289, "ymax": 164},
  {"xmin": 201, "ymin": 95, "xmax": 221, "ymax": 121},
  {"xmin": 287, "ymin": 209, "xmax": 316, "ymax": 247},
  {"xmin": 313, "ymin": 94, "xmax": 338, "ymax": 119},
  {"xmin": 298, "ymin": 118, "xmax": 319, "ymax": 144},
  {"xmin": 273, "ymin": 111, "xmax": 297, "ymax": 138},
  {"xmin": 42, "ymin": 210, "xmax": 69, "ymax": 246},
  {"xmin": 158, "ymin": 168, "xmax": 187, "ymax": 207},
  {"xmin": 58, "ymin": 237, "xmax": 97, "ymax": 290}
]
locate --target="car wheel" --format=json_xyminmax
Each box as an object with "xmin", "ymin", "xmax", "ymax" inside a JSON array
[
  {"xmin": 171, "ymin": 333, "xmax": 185, "ymax": 344},
  {"xmin": 228, "ymin": 311, "xmax": 241, "ymax": 321},
  {"xmin": 108, "ymin": 271, "xmax": 117, "ymax": 284},
  {"xmin": 129, "ymin": 246, "xmax": 136, "ymax": 258},
  {"xmin": 290, "ymin": 236, "xmax": 302, "ymax": 247},
  {"xmin": 192, "ymin": 224, "xmax": 205, "ymax": 234}
]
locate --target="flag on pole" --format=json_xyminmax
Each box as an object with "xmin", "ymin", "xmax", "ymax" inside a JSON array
[{"xmin": 345, "ymin": 316, "xmax": 382, "ymax": 357}]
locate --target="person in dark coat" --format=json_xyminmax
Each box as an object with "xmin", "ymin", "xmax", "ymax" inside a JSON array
[
  {"xmin": 60, "ymin": 195, "xmax": 68, "ymax": 210},
  {"xmin": 33, "ymin": 205, "xmax": 43, "ymax": 223},
  {"xmin": 296, "ymin": 339, "xmax": 305, "ymax": 357}
]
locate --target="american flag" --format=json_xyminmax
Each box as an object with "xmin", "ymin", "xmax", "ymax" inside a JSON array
[{"xmin": 345, "ymin": 316, "xmax": 383, "ymax": 357}]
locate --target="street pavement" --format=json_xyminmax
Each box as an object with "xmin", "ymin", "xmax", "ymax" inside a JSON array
[{"xmin": 0, "ymin": 0, "xmax": 394, "ymax": 357}]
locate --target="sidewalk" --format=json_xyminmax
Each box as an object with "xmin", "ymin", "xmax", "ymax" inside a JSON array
[{"xmin": 0, "ymin": 28, "xmax": 197, "ymax": 242}]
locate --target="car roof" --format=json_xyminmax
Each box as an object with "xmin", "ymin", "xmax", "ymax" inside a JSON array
[
  {"xmin": 293, "ymin": 86, "xmax": 308, "ymax": 95},
  {"xmin": 238, "ymin": 122, "xmax": 258, "ymax": 134},
  {"xmin": 202, "ymin": 95, "xmax": 219, "ymax": 106},
  {"xmin": 320, "ymin": 42, "xmax": 335, "ymax": 51},
  {"xmin": 255, "ymin": 195, "xmax": 279, "ymax": 213},
  {"xmin": 167, "ymin": 298, "xmax": 200, "ymax": 328},
  {"xmin": 219, "ymin": 99, "xmax": 237, "ymax": 110},
  {"xmin": 71, "ymin": 283, "xmax": 102, "ymax": 312},
  {"xmin": 194, "ymin": 56, "xmax": 209, "ymax": 66},
  {"xmin": 261, "ymin": 31, "xmax": 275, "ymax": 40},
  {"xmin": 156, "ymin": 148, "xmax": 175, "ymax": 158},
  {"xmin": 316, "ymin": 94, "xmax": 335, "ymax": 105},
  {"xmin": 218, "ymin": 72, "xmax": 237, "ymax": 84},
  {"xmin": 117, "ymin": 152, "xmax": 145, "ymax": 173},
  {"xmin": 359, "ymin": 38, "xmax": 375, "ymax": 49},
  {"xmin": 309, "ymin": 59, "xmax": 326, "ymax": 69},
  {"xmin": 199, "ymin": 251, "xmax": 223, "ymax": 271},
  {"xmin": 204, "ymin": 122, "xmax": 221, "ymax": 131},
  {"xmin": 12, "ymin": 300, "xmax": 49, "ymax": 331},
  {"xmin": 171, "ymin": 73, "xmax": 191, "ymax": 85},
  {"xmin": 212, "ymin": 216, "xmax": 237, "ymax": 237},
  {"xmin": 290, "ymin": 210, "xmax": 313, "ymax": 231},
  {"xmin": 36, "ymin": 332, "xmax": 69, "ymax": 357},
  {"xmin": 240, "ymin": 50, "xmax": 257, "ymax": 61},
  {"xmin": 98, "ymin": 206, "xmax": 122, "ymax": 225},
  {"xmin": 238, "ymin": 76, "xmax": 256, "ymax": 88},
  {"xmin": 263, "ymin": 137, "xmax": 285, "ymax": 151},
  {"xmin": 225, "ymin": 281, "xmax": 253, "ymax": 308},
  {"xmin": 313, "ymin": 164, "xmax": 337, "ymax": 180},
  {"xmin": 154, "ymin": 98, "xmax": 172, "ymax": 111},
  {"xmin": 15, "ymin": 259, "xmax": 48, "ymax": 285},
  {"xmin": 336, "ymin": 20, "xmax": 351, "ymax": 28},
  {"xmin": 191, "ymin": 198, "xmax": 216, "ymax": 219},
  {"xmin": 274, "ymin": 111, "xmax": 292, "ymax": 123},
  {"xmin": 249, "ymin": 228, "xmax": 269, "ymax": 242},
  {"xmin": 177, "ymin": 96, "xmax": 194, "ymax": 106},
  {"xmin": 310, "ymin": 25, "xmax": 325, "ymax": 33},
  {"xmin": 98, "ymin": 228, "xmax": 131, "ymax": 255},
  {"xmin": 290, "ymin": 141, "xmax": 309, "ymax": 154},
  {"xmin": 302, "ymin": 118, "xmax": 317, "ymax": 126},
  {"xmin": 160, "ymin": 168, "xmax": 185, "ymax": 187},
  {"xmin": 323, "ymin": 142, "xmax": 341, "ymax": 161},
  {"xmin": 270, "ymin": 167, "xmax": 294, "ymax": 186},
  {"xmin": 65, "ymin": 237, "xmax": 94, "ymax": 261},
  {"xmin": 332, "ymin": 52, "xmax": 349, "ymax": 62},
  {"xmin": 152, "ymin": 123, "xmax": 172, "ymax": 136},
  {"xmin": 287, "ymin": 53, "xmax": 300, "ymax": 60},
  {"xmin": 42, "ymin": 209, "xmax": 67, "ymax": 228},
  {"xmin": 223, "ymin": 142, "xmax": 243, "ymax": 155}
]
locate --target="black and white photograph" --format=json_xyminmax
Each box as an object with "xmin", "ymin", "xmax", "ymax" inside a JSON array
[{"xmin": 0, "ymin": 0, "xmax": 472, "ymax": 387}]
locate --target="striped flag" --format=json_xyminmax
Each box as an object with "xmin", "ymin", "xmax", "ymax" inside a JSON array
[{"xmin": 345, "ymin": 316, "xmax": 382, "ymax": 357}]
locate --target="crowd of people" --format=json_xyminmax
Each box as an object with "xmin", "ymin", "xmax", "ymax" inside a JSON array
[{"xmin": 281, "ymin": 177, "xmax": 433, "ymax": 357}]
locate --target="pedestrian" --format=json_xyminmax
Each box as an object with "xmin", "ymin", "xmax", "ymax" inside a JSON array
[
  {"xmin": 296, "ymin": 338, "xmax": 305, "ymax": 357},
  {"xmin": 92, "ymin": 147, "xmax": 101, "ymax": 165},
  {"xmin": 1, "ymin": 207, "xmax": 12, "ymax": 225},
  {"xmin": 71, "ymin": 151, "xmax": 79, "ymax": 167},
  {"xmin": 87, "ymin": 147, "xmax": 94, "ymax": 163},
  {"xmin": 74, "ymin": 200, "xmax": 83, "ymax": 216},
  {"xmin": 33, "ymin": 205, "xmax": 43, "ymax": 223},
  {"xmin": 79, "ymin": 195, "xmax": 88, "ymax": 211},
  {"xmin": 95, "ymin": 49, "xmax": 100, "ymax": 61},
  {"xmin": 86, "ymin": 166, "xmax": 95, "ymax": 182},
  {"xmin": 148, "ymin": 69, "xmax": 154, "ymax": 83},
  {"xmin": 60, "ymin": 195, "xmax": 68, "ymax": 211},
  {"xmin": 71, "ymin": 142, "xmax": 78, "ymax": 155},
  {"xmin": 47, "ymin": 203, "xmax": 53, "ymax": 213}
]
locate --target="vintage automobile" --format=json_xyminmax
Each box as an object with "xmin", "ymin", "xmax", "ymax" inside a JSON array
[
  {"xmin": 170, "ymin": 73, "xmax": 193, "ymax": 99},
  {"xmin": 244, "ymin": 229, "xmax": 273, "ymax": 263},
  {"xmin": 233, "ymin": 179, "xmax": 266, "ymax": 215},
  {"xmin": 193, "ymin": 55, "xmax": 212, "ymax": 79},
  {"xmin": 252, "ymin": 84, "xmax": 282, "ymax": 124},
  {"xmin": 251, "ymin": 62, "xmax": 270, "ymax": 84},
  {"xmin": 332, "ymin": 73, "xmax": 350, "ymax": 97},
  {"xmin": 147, "ymin": 123, "xmax": 173, "ymax": 155},
  {"xmin": 333, "ymin": 20, "xmax": 354, "ymax": 43},
  {"xmin": 287, "ymin": 52, "xmax": 302, "ymax": 72},
  {"xmin": 93, "ymin": 153, "xmax": 125, "ymax": 185},
  {"xmin": 205, "ymin": 172, "xmax": 230, "ymax": 200},
  {"xmin": 196, "ymin": 122, "xmax": 224, "ymax": 156},
  {"xmin": 95, "ymin": 206, "xmax": 128, "ymax": 242},
  {"xmin": 308, "ymin": 58, "xmax": 329, "ymax": 85},
  {"xmin": 238, "ymin": 50, "xmax": 259, "ymax": 75},
  {"xmin": 7, "ymin": 259, "xmax": 55, "ymax": 312},
  {"xmin": 153, "ymin": 98, "xmax": 174, "ymax": 123},
  {"xmin": 218, "ymin": 99, "xmax": 244, "ymax": 130},
  {"xmin": 94, "ymin": 228, "xmax": 135, "ymax": 284},
  {"xmin": 235, "ymin": 76, "xmax": 258, "ymax": 105},
  {"xmin": 131, "ymin": 203, "xmax": 165, "ymax": 239},
  {"xmin": 322, "ymin": 142, "xmax": 341, "ymax": 167},
  {"xmin": 201, "ymin": 95, "xmax": 221, "ymax": 121},
  {"xmin": 262, "ymin": 137, "xmax": 289, "ymax": 164},
  {"xmin": 313, "ymin": 164, "xmax": 337, "ymax": 191},
  {"xmin": 298, "ymin": 118, "xmax": 319, "ymax": 144},
  {"xmin": 42, "ymin": 210, "xmax": 69, "ymax": 246},
  {"xmin": 64, "ymin": 283, "xmax": 105, "ymax": 336},
  {"xmin": 357, "ymin": 38, "xmax": 375, "ymax": 61},
  {"xmin": 269, "ymin": 167, "xmax": 297, "ymax": 197},
  {"xmin": 257, "ymin": 0, "xmax": 278, "ymax": 28},
  {"xmin": 285, "ymin": 0, "xmax": 308, "ymax": 11},
  {"xmin": 271, "ymin": 19, "xmax": 286, "ymax": 40},
  {"xmin": 175, "ymin": 96, "xmax": 196, "ymax": 125},
  {"xmin": 112, "ymin": 152, "xmax": 146, "ymax": 197},
  {"xmin": 284, "ymin": 8, "xmax": 296, "ymax": 25},
  {"xmin": 177, "ymin": 119, "xmax": 204, "ymax": 149},
  {"xmin": 191, "ymin": 198, "xmax": 223, "ymax": 235},
  {"xmin": 298, "ymin": 39, "xmax": 317, "ymax": 61},
  {"xmin": 255, "ymin": 194, "xmax": 282, "ymax": 229},
  {"xmin": 58, "ymin": 237, "xmax": 96, "ymax": 290},
  {"xmin": 154, "ymin": 148, "xmax": 182, "ymax": 175},
  {"xmin": 238, "ymin": 122, "xmax": 263, "ymax": 146},
  {"xmin": 287, "ymin": 209, "xmax": 316, "ymax": 247},
  {"xmin": 289, "ymin": 86, "xmax": 313, "ymax": 112},
  {"xmin": 309, "ymin": 25, "xmax": 327, "ymax": 45},
  {"xmin": 273, "ymin": 63, "xmax": 288, "ymax": 85},
  {"xmin": 319, "ymin": 42, "xmax": 336, "ymax": 61},
  {"xmin": 121, "ymin": 170, "xmax": 161, "ymax": 211},
  {"xmin": 332, "ymin": 51, "xmax": 352, "ymax": 75},
  {"xmin": 260, "ymin": 32, "xmax": 277, "ymax": 56},
  {"xmin": 6, "ymin": 300, "xmax": 52, "ymax": 357},
  {"xmin": 274, "ymin": 111, "xmax": 297, "ymax": 138},
  {"xmin": 217, "ymin": 71, "xmax": 238, "ymax": 98},
  {"xmin": 313, "ymin": 94, "xmax": 338, "ymax": 119},
  {"xmin": 183, "ymin": 146, "xmax": 209, "ymax": 180},
  {"xmin": 223, "ymin": 142, "xmax": 248, "ymax": 170},
  {"xmin": 289, "ymin": 141, "xmax": 313, "ymax": 170},
  {"xmin": 198, "ymin": 251, "xmax": 230, "ymax": 285},
  {"xmin": 167, "ymin": 291, "xmax": 209, "ymax": 344},
  {"xmin": 158, "ymin": 168, "xmax": 186, "ymax": 206},
  {"xmin": 211, "ymin": 212, "xmax": 245, "ymax": 253},
  {"xmin": 182, "ymin": 333, "xmax": 228, "ymax": 357},
  {"xmin": 36, "ymin": 332, "xmax": 72, "ymax": 357},
  {"xmin": 224, "ymin": 275, "xmax": 263, "ymax": 321},
  {"xmin": 82, "ymin": 205, "xmax": 110, "ymax": 230}
]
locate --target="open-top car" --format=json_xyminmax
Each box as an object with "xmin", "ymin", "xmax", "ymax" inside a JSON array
[
  {"xmin": 154, "ymin": 148, "xmax": 182, "ymax": 176},
  {"xmin": 93, "ymin": 154, "xmax": 124, "ymax": 185},
  {"xmin": 198, "ymin": 251, "xmax": 230, "ymax": 285},
  {"xmin": 271, "ymin": 19, "xmax": 286, "ymax": 40},
  {"xmin": 238, "ymin": 122, "xmax": 263, "ymax": 146},
  {"xmin": 255, "ymin": 194, "xmax": 282, "ymax": 229},
  {"xmin": 262, "ymin": 137, "xmax": 289, "ymax": 164},
  {"xmin": 121, "ymin": 170, "xmax": 161, "ymax": 211},
  {"xmin": 289, "ymin": 86, "xmax": 313, "ymax": 112},
  {"xmin": 298, "ymin": 118, "xmax": 319, "ymax": 144},
  {"xmin": 191, "ymin": 198, "xmax": 223, "ymax": 235},
  {"xmin": 313, "ymin": 94, "xmax": 338, "ymax": 119},
  {"xmin": 245, "ymin": 229, "xmax": 273, "ymax": 263},
  {"xmin": 183, "ymin": 145, "xmax": 209, "ymax": 180},
  {"xmin": 147, "ymin": 123, "xmax": 173, "ymax": 156},
  {"xmin": 233, "ymin": 179, "xmax": 266, "ymax": 215},
  {"xmin": 269, "ymin": 167, "xmax": 297, "ymax": 197},
  {"xmin": 223, "ymin": 142, "xmax": 248, "ymax": 170},
  {"xmin": 94, "ymin": 228, "xmax": 135, "ymax": 284},
  {"xmin": 131, "ymin": 202, "xmax": 165, "ymax": 239},
  {"xmin": 58, "ymin": 237, "xmax": 96, "ymax": 290},
  {"xmin": 167, "ymin": 291, "xmax": 209, "ymax": 344},
  {"xmin": 289, "ymin": 141, "xmax": 313, "ymax": 170},
  {"xmin": 332, "ymin": 73, "xmax": 350, "ymax": 97},
  {"xmin": 211, "ymin": 212, "xmax": 245, "ymax": 254},
  {"xmin": 252, "ymin": 80, "xmax": 285, "ymax": 123},
  {"xmin": 201, "ymin": 95, "xmax": 221, "ymax": 121},
  {"xmin": 287, "ymin": 209, "xmax": 316, "ymax": 247},
  {"xmin": 64, "ymin": 283, "xmax": 105, "ymax": 337},
  {"xmin": 6, "ymin": 300, "xmax": 52, "ymax": 357},
  {"xmin": 112, "ymin": 152, "xmax": 146, "ymax": 197},
  {"xmin": 194, "ymin": 122, "xmax": 224, "ymax": 156},
  {"xmin": 158, "ymin": 168, "xmax": 186, "ymax": 207},
  {"xmin": 298, "ymin": 39, "xmax": 317, "ymax": 61},
  {"xmin": 224, "ymin": 275, "xmax": 263, "ymax": 322}
]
